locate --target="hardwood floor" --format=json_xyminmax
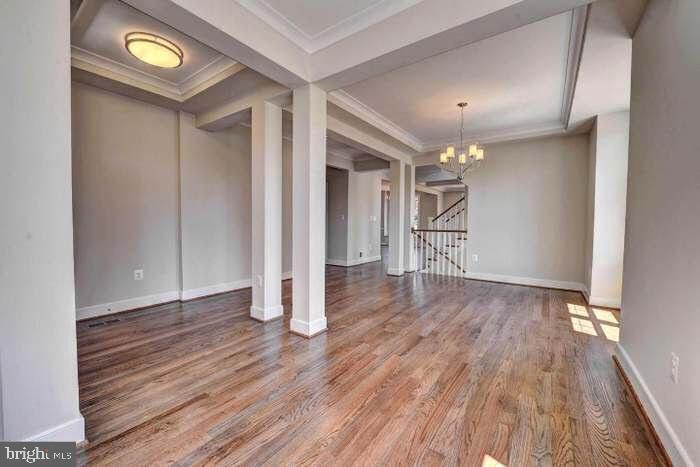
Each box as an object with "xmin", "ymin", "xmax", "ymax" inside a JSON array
[{"xmin": 77, "ymin": 260, "xmax": 662, "ymax": 466}]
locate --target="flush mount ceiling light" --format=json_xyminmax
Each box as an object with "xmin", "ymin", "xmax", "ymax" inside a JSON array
[
  {"xmin": 439, "ymin": 102, "xmax": 485, "ymax": 182},
  {"xmin": 125, "ymin": 32, "xmax": 183, "ymax": 68}
]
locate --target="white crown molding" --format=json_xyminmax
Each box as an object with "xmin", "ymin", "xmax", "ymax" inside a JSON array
[
  {"xmin": 236, "ymin": 0, "xmax": 314, "ymax": 52},
  {"xmin": 236, "ymin": 0, "xmax": 423, "ymax": 53},
  {"xmin": 329, "ymin": 90, "xmax": 423, "ymax": 152},
  {"xmin": 562, "ymin": 5, "xmax": 590, "ymax": 128},
  {"xmin": 421, "ymin": 121, "xmax": 567, "ymax": 151},
  {"xmin": 71, "ymin": 46, "xmax": 243, "ymax": 103},
  {"xmin": 178, "ymin": 55, "xmax": 240, "ymax": 94},
  {"xmin": 72, "ymin": 46, "xmax": 182, "ymax": 94}
]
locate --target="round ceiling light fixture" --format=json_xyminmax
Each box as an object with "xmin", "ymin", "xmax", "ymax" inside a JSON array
[{"xmin": 125, "ymin": 32, "xmax": 183, "ymax": 68}]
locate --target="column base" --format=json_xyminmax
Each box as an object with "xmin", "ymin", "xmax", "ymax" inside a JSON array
[
  {"xmin": 250, "ymin": 305, "xmax": 284, "ymax": 322},
  {"xmin": 387, "ymin": 268, "xmax": 405, "ymax": 276},
  {"xmin": 290, "ymin": 317, "xmax": 327, "ymax": 338}
]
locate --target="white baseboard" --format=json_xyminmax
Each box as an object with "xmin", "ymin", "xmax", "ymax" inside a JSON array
[
  {"xmin": 26, "ymin": 415, "xmax": 85, "ymax": 443},
  {"xmin": 616, "ymin": 344, "xmax": 694, "ymax": 467},
  {"xmin": 351, "ymin": 255, "xmax": 381, "ymax": 266},
  {"xmin": 78, "ymin": 271, "xmax": 293, "ymax": 320},
  {"xmin": 290, "ymin": 317, "xmax": 327, "ymax": 337},
  {"xmin": 77, "ymin": 291, "xmax": 180, "ymax": 320},
  {"xmin": 327, "ymin": 256, "xmax": 381, "ymax": 267},
  {"xmin": 582, "ymin": 284, "xmax": 591, "ymax": 302},
  {"xmin": 462, "ymin": 271, "xmax": 584, "ymax": 292},
  {"xmin": 250, "ymin": 304, "xmax": 284, "ymax": 321},
  {"xmin": 581, "ymin": 285, "xmax": 621, "ymax": 308},
  {"xmin": 181, "ymin": 278, "xmax": 251, "ymax": 301},
  {"xmin": 387, "ymin": 267, "xmax": 404, "ymax": 276},
  {"xmin": 588, "ymin": 296, "xmax": 621, "ymax": 309}
]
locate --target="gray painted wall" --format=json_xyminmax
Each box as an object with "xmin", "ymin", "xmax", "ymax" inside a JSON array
[
  {"xmin": 326, "ymin": 167, "xmax": 349, "ymax": 262},
  {"xmin": 418, "ymin": 192, "xmax": 438, "ymax": 228},
  {"xmin": 621, "ymin": 1, "xmax": 699, "ymax": 463},
  {"xmin": 179, "ymin": 113, "xmax": 253, "ymax": 292},
  {"xmin": 463, "ymin": 135, "xmax": 589, "ymax": 284},
  {"xmin": 0, "ymin": 0, "xmax": 83, "ymax": 441},
  {"xmin": 347, "ymin": 171, "xmax": 382, "ymax": 261},
  {"xmin": 71, "ymin": 83, "xmax": 295, "ymax": 311},
  {"xmin": 72, "ymin": 83, "xmax": 180, "ymax": 308}
]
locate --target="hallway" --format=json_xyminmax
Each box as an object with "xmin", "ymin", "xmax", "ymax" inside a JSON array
[{"xmin": 77, "ymin": 261, "xmax": 662, "ymax": 465}]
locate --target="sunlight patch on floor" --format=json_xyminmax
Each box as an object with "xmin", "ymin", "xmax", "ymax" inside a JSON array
[
  {"xmin": 567, "ymin": 303, "xmax": 589, "ymax": 317},
  {"xmin": 600, "ymin": 323, "xmax": 620, "ymax": 342},
  {"xmin": 592, "ymin": 308, "xmax": 619, "ymax": 324},
  {"xmin": 570, "ymin": 316, "xmax": 598, "ymax": 336},
  {"xmin": 483, "ymin": 455, "xmax": 507, "ymax": 467}
]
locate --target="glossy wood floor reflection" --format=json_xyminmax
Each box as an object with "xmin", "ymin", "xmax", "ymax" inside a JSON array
[{"xmin": 77, "ymin": 261, "xmax": 662, "ymax": 466}]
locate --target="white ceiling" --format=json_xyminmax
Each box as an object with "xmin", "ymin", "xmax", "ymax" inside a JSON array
[
  {"xmin": 72, "ymin": 0, "xmax": 235, "ymax": 89},
  {"xmin": 341, "ymin": 11, "xmax": 573, "ymax": 148},
  {"xmin": 236, "ymin": 0, "xmax": 423, "ymax": 52}
]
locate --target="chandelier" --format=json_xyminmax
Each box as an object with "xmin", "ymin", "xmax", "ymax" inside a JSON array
[{"xmin": 439, "ymin": 102, "xmax": 485, "ymax": 181}]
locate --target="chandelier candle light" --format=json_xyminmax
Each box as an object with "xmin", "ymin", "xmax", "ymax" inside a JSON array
[{"xmin": 439, "ymin": 102, "xmax": 485, "ymax": 181}]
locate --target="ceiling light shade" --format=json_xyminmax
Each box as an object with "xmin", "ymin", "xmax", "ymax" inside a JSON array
[
  {"xmin": 476, "ymin": 148, "xmax": 485, "ymax": 161},
  {"xmin": 440, "ymin": 152, "xmax": 448, "ymax": 163},
  {"xmin": 446, "ymin": 145, "xmax": 455, "ymax": 158},
  {"xmin": 458, "ymin": 153, "xmax": 467, "ymax": 164},
  {"xmin": 125, "ymin": 32, "xmax": 183, "ymax": 68},
  {"xmin": 469, "ymin": 144, "xmax": 478, "ymax": 157}
]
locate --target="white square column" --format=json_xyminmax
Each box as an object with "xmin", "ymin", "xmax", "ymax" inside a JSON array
[
  {"xmin": 403, "ymin": 164, "xmax": 416, "ymax": 272},
  {"xmin": 388, "ymin": 160, "xmax": 406, "ymax": 276},
  {"xmin": 250, "ymin": 101, "xmax": 284, "ymax": 321},
  {"xmin": 291, "ymin": 84, "xmax": 328, "ymax": 337}
]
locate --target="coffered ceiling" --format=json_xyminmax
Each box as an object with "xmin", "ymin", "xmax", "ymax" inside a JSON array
[
  {"xmin": 70, "ymin": 0, "xmax": 273, "ymax": 109},
  {"xmin": 340, "ymin": 11, "xmax": 574, "ymax": 150},
  {"xmin": 235, "ymin": 0, "xmax": 423, "ymax": 53}
]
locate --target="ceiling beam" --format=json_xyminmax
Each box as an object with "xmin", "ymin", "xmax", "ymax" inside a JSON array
[
  {"xmin": 426, "ymin": 179, "xmax": 462, "ymax": 187},
  {"xmin": 195, "ymin": 84, "xmax": 290, "ymax": 131},
  {"xmin": 327, "ymin": 115, "xmax": 414, "ymax": 164},
  {"xmin": 562, "ymin": 5, "xmax": 590, "ymax": 128},
  {"xmin": 353, "ymin": 159, "xmax": 390, "ymax": 172},
  {"xmin": 311, "ymin": 0, "xmax": 596, "ymax": 90}
]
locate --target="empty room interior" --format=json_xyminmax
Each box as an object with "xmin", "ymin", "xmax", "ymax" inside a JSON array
[{"xmin": 1, "ymin": 0, "xmax": 699, "ymax": 465}]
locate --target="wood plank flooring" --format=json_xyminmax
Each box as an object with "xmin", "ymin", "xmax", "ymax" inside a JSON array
[{"xmin": 77, "ymin": 260, "xmax": 662, "ymax": 466}]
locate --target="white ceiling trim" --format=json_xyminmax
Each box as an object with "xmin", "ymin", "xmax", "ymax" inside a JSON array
[
  {"xmin": 236, "ymin": 0, "xmax": 424, "ymax": 53},
  {"xmin": 71, "ymin": 46, "xmax": 244, "ymax": 102},
  {"xmin": 72, "ymin": 46, "xmax": 181, "ymax": 93},
  {"xmin": 561, "ymin": 5, "xmax": 590, "ymax": 128},
  {"xmin": 328, "ymin": 90, "xmax": 423, "ymax": 152},
  {"xmin": 421, "ymin": 121, "xmax": 567, "ymax": 151},
  {"xmin": 332, "ymin": 6, "xmax": 589, "ymax": 156}
]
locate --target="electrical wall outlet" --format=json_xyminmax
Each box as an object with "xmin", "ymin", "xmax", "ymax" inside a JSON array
[
  {"xmin": 359, "ymin": 251, "xmax": 363, "ymax": 258},
  {"xmin": 472, "ymin": 254, "xmax": 479, "ymax": 263},
  {"xmin": 134, "ymin": 269, "xmax": 144, "ymax": 281},
  {"xmin": 671, "ymin": 352, "xmax": 680, "ymax": 384}
]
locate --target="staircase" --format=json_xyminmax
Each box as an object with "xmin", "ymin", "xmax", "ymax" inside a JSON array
[{"xmin": 412, "ymin": 197, "xmax": 467, "ymax": 277}]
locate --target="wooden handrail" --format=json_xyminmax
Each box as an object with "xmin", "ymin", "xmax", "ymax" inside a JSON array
[
  {"xmin": 431, "ymin": 196, "xmax": 465, "ymax": 224},
  {"xmin": 442, "ymin": 208, "xmax": 464, "ymax": 225}
]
